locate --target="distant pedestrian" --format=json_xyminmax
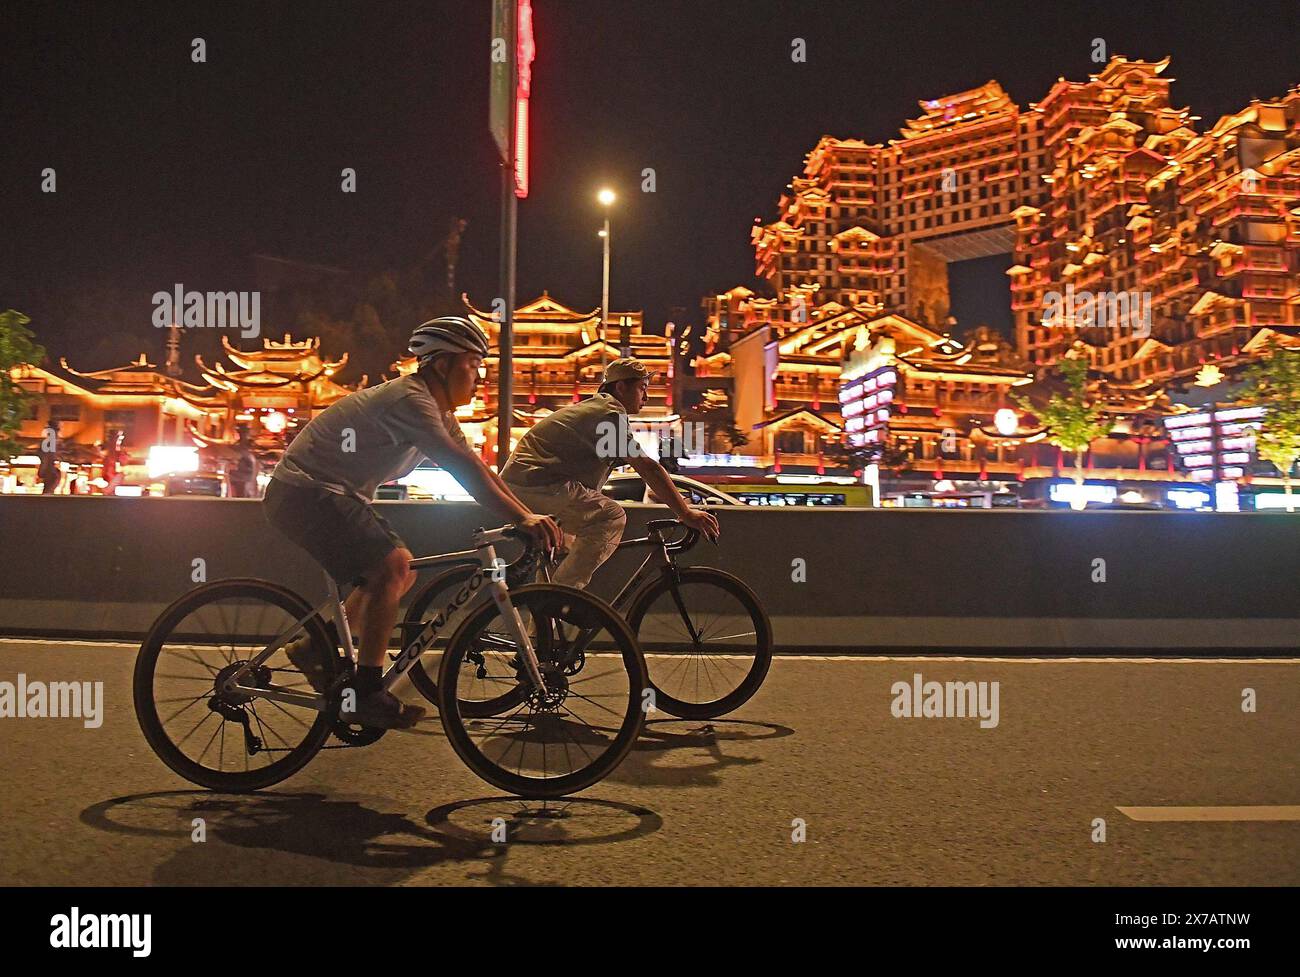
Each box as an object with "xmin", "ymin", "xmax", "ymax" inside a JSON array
[
  {"xmin": 37, "ymin": 421, "xmax": 62, "ymax": 495},
  {"xmin": 227, "ymin": 427, "xmax": 259, "ymax": 498}
]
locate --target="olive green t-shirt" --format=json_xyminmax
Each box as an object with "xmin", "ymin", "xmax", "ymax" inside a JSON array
[{"xmin": 501, "ymin": 392, "xmax": 635, "ymax": 490}]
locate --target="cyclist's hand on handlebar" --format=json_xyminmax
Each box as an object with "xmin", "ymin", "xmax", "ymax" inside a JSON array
[
  {"xmin": 681, "ymin": 507, "xmax": 720, "ymax": 543},
  {"xmin": 518, "ymin": 512, "xmax": 564, "ymax": 552}
]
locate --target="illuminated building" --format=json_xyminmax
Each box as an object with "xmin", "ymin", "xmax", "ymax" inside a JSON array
[
  {"xmin": 698, "ymin": 54, "xmax": 1298, "ymax": 501},
  {"xmin": 1009, "ymin": 57, "xmax": 1300, "ymax": 387},
  {"xmin": 6, "ymin": 335, "xmax": 357, "ymax": 493},
  {"xmin": 389, "ymin": 293, "xmax": 674, "ymax": 463},
  {"xmin": 186, "ymin": 334, "xmax": 356, "ymax": 447}
]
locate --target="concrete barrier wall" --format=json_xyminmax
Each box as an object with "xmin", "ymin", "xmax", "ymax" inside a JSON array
[{"xmin": 1, "ymin": 496, "xmax": 1296, "ymax": 651}]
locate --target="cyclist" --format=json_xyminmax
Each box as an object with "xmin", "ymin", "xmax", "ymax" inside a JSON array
[
  {"xmin": 500, "ymin": 356, "xmax": 719, "ymax": 590},
  {"xmin": 263, "ymin": 317, "xmax": 562, "ymax": 729}
]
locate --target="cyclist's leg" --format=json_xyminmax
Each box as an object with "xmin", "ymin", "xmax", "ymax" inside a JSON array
[
  {"xmin": 264, "ymin": 478, "xmax": 418, "ymax": 690},
  {"xmin": 353, "ymin": 546, "xmax": 416, "ymax": 668},
  {"xmin": 507, "ymin": 480, "xmax": 625, "ymax": 590}
]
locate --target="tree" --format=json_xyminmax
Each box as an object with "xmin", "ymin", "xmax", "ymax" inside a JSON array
[
  {"xmin": 1239, "ymin": 339, "xmax": 1300, "ymax": 511},
  {"xmin": 0, "ymin": 310, "xmax": 46, "ymax": 463},
  {"xmin": 1014, "ymin": 343, "xmax": 1109, "ymax": 500},
  {"xmin": 821, "ymin": 433, "xmax": 875, "ymax": 473}
]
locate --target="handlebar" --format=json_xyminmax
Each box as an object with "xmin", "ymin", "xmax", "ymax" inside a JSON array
[{"xmin": 645, "ymin": 518, "xmax": 704, "ymax": 554}]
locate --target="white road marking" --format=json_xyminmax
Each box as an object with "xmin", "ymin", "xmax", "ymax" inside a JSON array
[
  {"xmin": 1, "ymin": 638, "xmax": 1297, "ymax": 665},
  {"xmin": 1118, "ymin": 806, "xmax": 1300, "ymax": 822}
]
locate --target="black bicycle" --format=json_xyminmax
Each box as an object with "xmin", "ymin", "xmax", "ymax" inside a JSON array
[{"xmin": 402, "ymin": 518, "xmax": 771, "ymax": 720}]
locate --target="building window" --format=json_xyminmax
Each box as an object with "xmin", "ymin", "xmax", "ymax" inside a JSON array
[
  {"xmin": 48, "ymin": 403, "xmax": 82, "ymax": 423},
  {"xmin": 775, "ymin": 430, "xmax": 807, "ymax": 454},
  {"xmin": 104, "ymin": 409, "xmax": 137, "ymax": 445}
]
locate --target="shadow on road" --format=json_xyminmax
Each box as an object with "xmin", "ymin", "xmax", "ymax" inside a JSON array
[
  {"xmin": 80, "ymin": 790, "xmax": 500, "ymax": 884},
  {"xmin": 423, "ymin": 795, "xmax": 663, "ymax": 885},
  {"xmin": 602, "ymin": 718, "xmax": 795, "ymax": 789},
  {"xmin": 79, "ymin": 789, "xmax": 664, "ymax": 885}
]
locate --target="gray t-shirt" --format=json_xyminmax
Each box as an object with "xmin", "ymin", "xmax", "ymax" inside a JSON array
[
  {"xmin": 500, "ymin": 392, "xmax": 634, "ymax": 491},
  {"xmin": 271, "ymin": 374, "xmax": 470, "ymax": 501}
]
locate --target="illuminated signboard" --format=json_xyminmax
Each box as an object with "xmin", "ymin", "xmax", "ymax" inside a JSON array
[
  {"xmin": 1049, "ymin": 483, "xmax": 1117, "ymax": 505},
  {"xmin": 1165, "ymin": 406, "xmax": 1264, "ymax": 481},
  {"xmin": 839, "ymin": 366, "xmax": 897, "ymax": 448},
  {"xmin": 514, "ymin": 0, "xmax": 534, "ymax": 198}
]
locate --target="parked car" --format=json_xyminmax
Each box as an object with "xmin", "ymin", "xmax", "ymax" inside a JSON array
[
  {"xmin": 602, "ymin": 472, "xmax": 741, "ymax": 506},
  {"xmin": 164, "ymin": 474, "xmax": 224, "ymax": 497}
]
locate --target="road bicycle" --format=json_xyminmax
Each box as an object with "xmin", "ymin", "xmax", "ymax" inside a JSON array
[
  {"xmin": 401, "ymin": 518, "xmax": 772, "ymax": 720},
  {"xmin": 133, "ymin": 525, "xmax": 648, "ymax": 798}
]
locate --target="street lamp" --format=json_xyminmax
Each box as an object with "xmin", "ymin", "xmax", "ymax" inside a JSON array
[{"xmin": 597, "ymin": 188, "xmax": 616, "ymax": 369}]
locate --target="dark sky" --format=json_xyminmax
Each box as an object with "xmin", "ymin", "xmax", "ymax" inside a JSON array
[{"xmin": 3, "ymin": 0, "xmax": 1297, "ymax": 364}]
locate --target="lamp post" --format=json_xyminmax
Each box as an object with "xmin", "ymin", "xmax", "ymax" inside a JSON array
[{"xmin": 598, "ymin": 188, "xmax": 615, "ymax": 370}]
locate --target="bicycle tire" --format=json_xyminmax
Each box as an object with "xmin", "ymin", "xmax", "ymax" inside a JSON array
[
  {"xmin": 437, "ymin": 583, "xmax": 647, "ymax": 797},
  {"xmin": 133, "ymin": 578, "xmax": 340, "ymax": 792},
  {"xmin": 626, "ymin": 566, "xmax": 772, "ymax": 720}
]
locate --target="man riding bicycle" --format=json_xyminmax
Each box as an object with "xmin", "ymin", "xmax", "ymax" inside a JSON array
[
  {"xmin": 263, "ymin": 317, "xmax": 562, "ymax": 729},
  {"xmin": 500, "ymin": 356, "xmax": 720, "ymax": 590}
]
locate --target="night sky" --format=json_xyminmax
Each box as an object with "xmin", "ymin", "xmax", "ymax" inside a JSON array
[{"xmin": 3, "ymin": 0, "xmax": 1297, "ymax": 369}]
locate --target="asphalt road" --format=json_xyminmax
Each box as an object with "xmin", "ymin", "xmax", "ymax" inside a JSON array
[{"xmin": 1, "ymin": 639, "xmax": 1297, "ymax": 886}]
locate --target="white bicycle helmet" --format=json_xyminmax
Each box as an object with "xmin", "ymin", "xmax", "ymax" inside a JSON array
[{"xmin": 408, "ymin": 316, "xmax": 490, "ymax": 365}]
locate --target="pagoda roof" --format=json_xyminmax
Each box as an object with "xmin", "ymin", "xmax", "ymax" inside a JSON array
[
  {"xmin": 901, "ymin": 81, "xmax": 1015, "ymax": 138},
  {"xmin": 831, "ymin": 226, "xmax": 881, "ymax": 247},
  {"xmin": 1241, "ymin": 327, "xmax": 1300, "ymax": 354},
  {"xmin": 465, "ymin": 291, "xmax": 602, "ymax": 325},
  {"xmin": 220, "ymin": 334, "xmax": 348, "ymax": 373},
  {"xmin": 1132, "ymin": 338, "xmax": 1174, "ymax": 361},
  {"xmin": 753, "ymin": 408, "xmax": 843, "ymax": 432},
  {"xmin": 1091, "ymin": 55, "xmax": 1172, "ymax": 84},
  {"xmin": 1122, "ymin": 146, "xmax": 1169, "ymax": 168},
  {"xmin": 1188, "ymin": 290, "xmax": 1242, "ymax": 316},
  {"xmin": 53, "ymin": 355, "xmax": 215, "ymax": 398}
]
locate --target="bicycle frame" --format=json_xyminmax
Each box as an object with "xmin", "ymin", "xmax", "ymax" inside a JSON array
[
  {"xmin": 541, "ymin": 523, "xmax": 696, "ymax": 657},
  {"xmin": 218, "ymin": 527, "xmax": 544, "ymax": 711}
]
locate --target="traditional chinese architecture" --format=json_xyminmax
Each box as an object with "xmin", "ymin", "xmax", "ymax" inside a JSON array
[
  {"xmin": 184, "ymin": 334, "xmax": 357, "ymax": 449},
  {"xmin": 696, "ymin": 54, "xmax": 1299, "ymax": 502},
  {"xmin": 5, "ymin": 334, "xmax": 360, "ymax": 493},
  {"xmin": 388, "ymin": 293, "xmax": 674, "ymax": 461},
  {"xmin": 1008, "ymin": 56, "xmax": 1300, "ymax": 387}
]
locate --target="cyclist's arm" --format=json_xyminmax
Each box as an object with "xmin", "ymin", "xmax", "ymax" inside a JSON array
[
  {"xmin": 626, "ymin": 454, "xmax": 693, "ymax": 520},
  {"xmin": 432, "ymin": 436, "xmax": 535, "ymax": 524},
  {"xmin": 389, "ymin": 397, "xmax": 534, "ymax": 524}
]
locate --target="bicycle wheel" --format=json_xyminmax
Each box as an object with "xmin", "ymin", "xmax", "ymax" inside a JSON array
[
  {"xmin": 626, "ymin": 567, "xmax": 772, "ymax": 720},
  {"xmin": 437, "ymin": 583, "xmax": 647, "ymax": 797},
  {"xmin": 402, "ymin": 564, "xmax": 526, "ymax": 717},
  {"xmin": 133, "ymin": 579, "xmax": 341, "ymax": 792}
]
